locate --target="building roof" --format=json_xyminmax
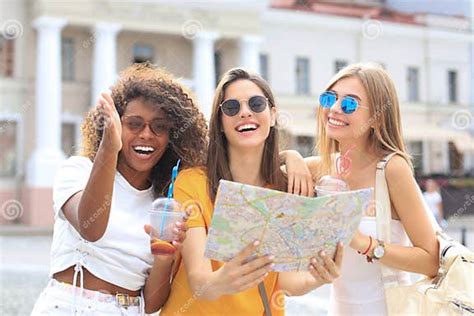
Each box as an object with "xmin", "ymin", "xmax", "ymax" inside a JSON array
[{"xmin": 271, "ymin": 0, "xmax": 424, "ymax": 26}]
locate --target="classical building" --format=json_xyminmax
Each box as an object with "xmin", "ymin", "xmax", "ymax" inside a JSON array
[{"xmin": 1, "ymin": 0, "xmax": 473, "ymax": 227}]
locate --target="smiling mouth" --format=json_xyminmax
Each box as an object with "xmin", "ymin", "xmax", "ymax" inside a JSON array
[
  {"xmin": 132, "ymin": 145, "xmax": 156, "ymax": 156},
  {"xmin": 328, "ymin": 117, "xmax": 349, "ymax": 126},
  {"xmin": 235, "ymin": 123, "xmax": 259, "ymax": 133}
]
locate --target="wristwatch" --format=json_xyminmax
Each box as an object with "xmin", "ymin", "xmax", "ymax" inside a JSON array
[{"xmin": 372, "ymin": 239, "xmax": 385, "ymax": 260}]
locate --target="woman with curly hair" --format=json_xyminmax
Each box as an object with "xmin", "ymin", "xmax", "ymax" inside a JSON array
[{"xmin": 31, "ymin": 63, "xmax": 208, "ymax": 315}]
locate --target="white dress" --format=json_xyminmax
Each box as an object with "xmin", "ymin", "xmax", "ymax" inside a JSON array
[{"xmin": 329, "ymin": 217, "xmax": 412, "ymax": 316}]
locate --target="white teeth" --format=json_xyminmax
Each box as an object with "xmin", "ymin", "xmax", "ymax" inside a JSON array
[
  {"xmin": 237, "ymin": 124, "xmax": 258, "ymax": 132},
  {"xmin": 328, "ymin": 118, "xmax": 347, "ymax": 126},
  {"xmin": 133, "ymin": 146, "xmax": 155, "ymax": 152}
]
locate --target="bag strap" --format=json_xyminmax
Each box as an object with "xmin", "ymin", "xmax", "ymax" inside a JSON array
[
  {"xmin": 375, "ymin": 152, "xmax": 397, "ymax": 244},
  {"xmin": 258, "ymin": 282, "xmax": 272, "ymax": 316},
  {"xmin": 375, "ymin": 152, "xmax": 402, "ymax": 286}
]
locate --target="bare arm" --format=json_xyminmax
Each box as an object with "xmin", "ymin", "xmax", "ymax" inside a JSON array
[
  {"xmin": 351, "ymin": 155, "xmax": 439, "ymax": 277},
  {"xmin": 62, "ymin": 92, "xmax": 122, "ymax": 242},
  {"xmin": 142, "ymin": 222, "xmax": 187, "ymax": 313}
]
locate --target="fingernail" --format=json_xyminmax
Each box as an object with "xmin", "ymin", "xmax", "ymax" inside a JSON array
[
  {"xmin": 268, "ymin": 255, "xmax": 275, "ymax": 261},
  {"xmin": 173, "ymin": 228, "xmax": 179, "ymax": 233},
  {"xmin": 311, "ymin": 258, "xmax": 317, "ymax": 264},
  {"xmin": 320, "ymin": 251, "xmax": 326, "ymax": 257},
  {"xmin": 264, "ymin": 272, "xmax": 269, "ymax": 277},
  {"xmin": 338, "ymin": 242, "xmax": 344, "ymax": 247},
  {"xmin": 176, "ymin": 221, "xmax": 182, "ymax": 226},
  {"xmin": 309, "ymin": 265, "xmax": 314, "ymax": 270},
  {"xmin": 253, "ymin": 240, "xmax": 260, "ymax": 246}
]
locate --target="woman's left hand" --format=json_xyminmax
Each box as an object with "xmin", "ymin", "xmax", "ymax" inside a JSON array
[
  {"xmin": 308, "ymin": 242, "xmax": 344, "ymax": 284},
  {"xmin": 282, "ymin": 150, "xmax": 314, "ymax": 197}
]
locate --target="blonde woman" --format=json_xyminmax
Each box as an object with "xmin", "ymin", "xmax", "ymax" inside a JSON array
[{"xmin": 304, "ymin": 63, "xmax": 439, "ymax": 315}]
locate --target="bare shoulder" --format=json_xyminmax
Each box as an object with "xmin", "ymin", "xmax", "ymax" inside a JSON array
[{"xmin": 385, "ymin": 154, "xmax": 414, "ymax": 186}]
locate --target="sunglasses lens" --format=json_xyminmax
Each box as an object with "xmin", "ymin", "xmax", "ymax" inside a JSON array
[
  {"xmin": 150, "ymin": 120, "xmax": 170, "ymax": 135},
  {"xmin": 248, "ymin": 96, "xmax": 268, "ymax": 113},
  {"xmin": 319, "ymin": 92, "xmax": 336, "ymax": 108},
  {"xmin": 341, "ymin": 97, "xmax": 358, "ymax": 114},
  {"xmin": 221, "ymin": 99, "xmax": 240, "ymax": 116},
  {"xmin": 124, "ymin": 116, "xmax": 145, "ymax": 132}
]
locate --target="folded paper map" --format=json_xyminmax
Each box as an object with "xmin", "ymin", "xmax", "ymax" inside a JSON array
[{"xmin": 204, "ymin": 180, "xmax": 373, "ymax": 272}]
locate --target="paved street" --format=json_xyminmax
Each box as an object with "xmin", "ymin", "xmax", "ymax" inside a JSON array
[{"xmin": 0, "ymin": 226, "xmax": 472, "ymax": 315}]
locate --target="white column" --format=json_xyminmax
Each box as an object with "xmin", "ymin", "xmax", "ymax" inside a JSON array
[
  {"xmin": 193, "ymin": 31, "xmax": 218, "ymax": 120},
  {"xmin": 92, "ymin": 22, "xmax": 121, "ymax": 103},
  {"xmin": 239, "ymin": 35, "xmax": 262, "ymax": 73},
  {"xmin": 442, "ymin": 141, "xmax": 450, "ymax": 174},
  {"xmin": 27, "ymin": 16, "xmax": 67, "ymax": 187}
]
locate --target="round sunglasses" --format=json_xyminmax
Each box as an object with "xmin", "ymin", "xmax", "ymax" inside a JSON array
[
  {"xmin": 219, "ymin": 95, "xmax": 269, "ymax": 117},
  {"xmin": 121, "ymin": 115, "xmax": 170, "ymax": 136},
  {"xmin": 319, "ymin": 91, "xmax": 365, "ymax": 114}
]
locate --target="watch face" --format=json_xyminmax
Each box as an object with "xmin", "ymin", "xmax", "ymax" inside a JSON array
[{"xmin": 374, "ymin": 246, "xmax": 385, "ymax": 259}]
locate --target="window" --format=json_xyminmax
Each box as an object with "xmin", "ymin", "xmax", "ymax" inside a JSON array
[
  {"xmin": 61, "ymin": 122, "xmax": 77, "ymax": 157},
  {"xmin": 407, "ymin": 141, "xmax": 424, "ymax": 174},
  {"xmin": 295, "ymin": 136, "xmax": 315, "ymax": 157},
  {"xmin": 260, "ymin": 54, "xmax": 269, "ymax": 81},
  {"xmin": 133, "ymin": 44, "xmax": 154, "ymax": 64},
  {"xmin": 0, "ymin": 37, "xmax": 14, "ymax": 77},
  {"xmin": 407, "ymin": 67, "xmax": 419, "ymax": 102},
  {"xmin": 334, "ymin": 60, "xmax": 348, "ymax": 74},
  {"xmin": 296, "ymin": 57, "xmax": 310, "ymax": 95},
  {"xmin": 214, "ymin": 51, "xmax": 222, "ymax": 87},
  {"xmin": 448, "ymin": 70, "xmax": 458, "ymax": 103},
  {"xmin": 61, "ymin": 37, "xmax": 75, "ymax": 81},
  {"xmin": 0, "ymin": 120, "xmax": 17, "ymax": 177}
]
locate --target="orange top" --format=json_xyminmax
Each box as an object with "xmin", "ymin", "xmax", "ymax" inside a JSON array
[{"xmin": 160, "ymin": 167, "xmax": 285, "ymax": 316}]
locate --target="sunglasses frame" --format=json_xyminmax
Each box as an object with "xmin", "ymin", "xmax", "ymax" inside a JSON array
[
  {"xmin": 219, "ymin": 95, "xmax": 270, "ymax": 117},
  {"xmin": 319, "ymin": 91, "xmax": 367, "ymax": 114},
  {"xmin": 121, "ymin": 115, "xmax": 170, "ymax": 136}
]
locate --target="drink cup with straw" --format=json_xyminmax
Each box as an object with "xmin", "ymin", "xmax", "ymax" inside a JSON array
[
  {"xmin": 315, "ymin": 146, "xmax": 354, "ymax": 197},
  {"xmin": 148, "ymin": 160, "xmax": 185, "ymax": 255}
]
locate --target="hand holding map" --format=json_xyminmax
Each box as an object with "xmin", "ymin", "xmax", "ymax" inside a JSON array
[{"xmin": 205, "ymin": 180, "xmax": 373, "ymax": 272}]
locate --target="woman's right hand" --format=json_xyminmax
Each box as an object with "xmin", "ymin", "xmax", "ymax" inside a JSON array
[
  {"xmin": 215, "ymin": 240, "xmax": 274, "ymax": 296},
  {"xmin": 96, "ymin": 92, "xmax": 122, "ymax": 153}
]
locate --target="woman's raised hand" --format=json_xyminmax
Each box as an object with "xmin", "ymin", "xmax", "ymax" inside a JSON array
[{"xmin": 96, "ymin": 92, "xmax": 122, "ymax": 153}]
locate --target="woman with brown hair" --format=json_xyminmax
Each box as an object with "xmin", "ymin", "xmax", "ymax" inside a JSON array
[
  {"xmin": 160, "ymin": 68, "xmax": 343, "ymax": 315},
  {"xmin": 31, "ymin": 63, "xmax": 208, "ymax": 315}
]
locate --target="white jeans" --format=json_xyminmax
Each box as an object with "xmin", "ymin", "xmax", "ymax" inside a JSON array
[{"xmin": 31, "ymin": 279, "xmax": 144, "ymax": 316}]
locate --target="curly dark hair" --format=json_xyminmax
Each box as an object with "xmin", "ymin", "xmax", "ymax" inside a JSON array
[{"xmin": 80, "ymin": 63, "xmax": 208, "ymax": 197}]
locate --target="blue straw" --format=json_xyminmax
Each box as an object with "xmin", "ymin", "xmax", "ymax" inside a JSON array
[{"xmin": 159, "ymin": 159, "xmax": 181, "ymax": 236}]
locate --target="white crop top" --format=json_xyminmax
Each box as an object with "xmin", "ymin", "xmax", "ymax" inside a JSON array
[{"xmin": 49, "ymin": 156, "xmax": 155, "ymax": 291}]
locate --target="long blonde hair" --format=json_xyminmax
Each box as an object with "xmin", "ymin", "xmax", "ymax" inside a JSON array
[{"xmin": 316, "ymin": 63, "xmax": 412, "ymax": 177}]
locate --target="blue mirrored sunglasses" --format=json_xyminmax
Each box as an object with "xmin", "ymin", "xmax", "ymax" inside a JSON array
[{"xmin": 319, "ymin": 91, "xmax": 360, "ymax": 114}]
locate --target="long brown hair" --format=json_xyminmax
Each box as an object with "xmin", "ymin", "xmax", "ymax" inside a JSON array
[
  {"xmin": 206, "ymin": 67, "xmax": 286, "ymax": 202},
  {"xmin": 81, "ymin": 63, "xmax": 208, "ymax": 197},
  {"xmin": 316, "ymin": 62, "xmax": 412, "ymax": 177}
]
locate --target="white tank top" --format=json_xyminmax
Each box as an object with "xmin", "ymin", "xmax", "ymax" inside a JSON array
[{"xmin": 329, "ymin": 217, "xmax": 411, "ymax": 314}]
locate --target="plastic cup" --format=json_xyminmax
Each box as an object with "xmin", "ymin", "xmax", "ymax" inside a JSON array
[
  {"xmin": 315, "ymin": 175, "xmax": 349, "ymax": 197},
  {"xmin": 149, "ymin": 198, "xmax": 185, "ymax": 255}
]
